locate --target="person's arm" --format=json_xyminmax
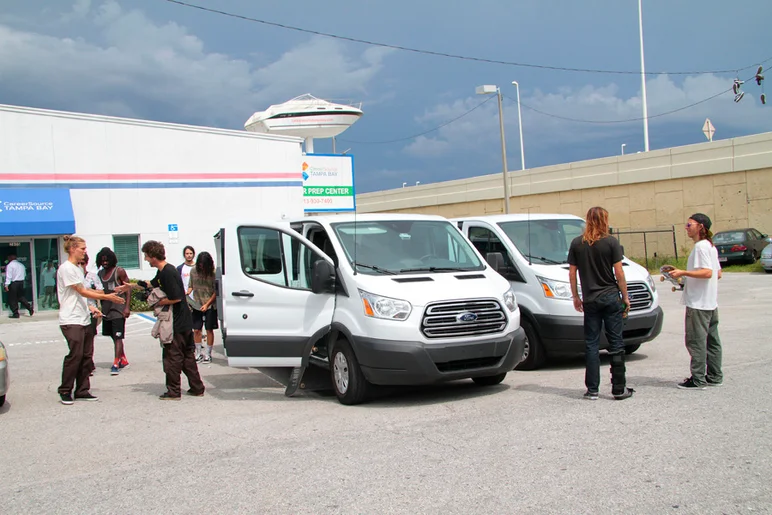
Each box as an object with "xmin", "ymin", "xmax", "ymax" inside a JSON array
[
  {"xmin": 71, "ymin": 283, "xmax": 125, "ymax": 304},
  {"xmin": 155, "ymin": 267, "xmax": 183, "ymax": 307},
  {"xmin": 670, "ymin": 268, "xmax": 712, "ymax": 279},
  {"xmin": 116, "ymin": 268, "xmax": 133, "ymax": 316},
  {"xmin": 569, "ymin": 265, "xmax": 583, "ymax": 312},
  {"xmin": 201, "ymin": 292, "xmax": 216, "ymax": 311},
  {"xmin": 613, "ymin": 261, "xmax": 631, "ymax": 314}
]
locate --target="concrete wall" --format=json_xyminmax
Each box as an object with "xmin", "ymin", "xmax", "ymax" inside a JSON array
[{"xmin": 357, "ymin": 132, "xmax": 772, "ymax": 258}]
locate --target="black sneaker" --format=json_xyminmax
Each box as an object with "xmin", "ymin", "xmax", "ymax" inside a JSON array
[
  {"xmin": 159, "ymin": 392, "xmax": 181, "ymax": 401},
  {"xmin": 186, "ymin": 389, "xmax": 205, "ymax": 397},
  {"xmin": 75, "ymin": 393, "xmax": 99, "ymax": 401},
  {"xmin": 28, "ymin": 307, "xmax": 34, "ymax": 316},
  {"xmin": 613, "ymin": 388, "xmax": 635, "ymax": 400},
  {"xmin": 677, "ymin": 377, "xmax": 706, "ymax": 390},
  {"xmin": 60, "ymin": 394, "xmax": 74, "ymax": 405},
  {"xmin": 9, "ymin": 314, "xmax": 20, "ymax": 319},
  {"xmin": 583, "ymin": 391, "xmax": 599, "ymax": 400}
]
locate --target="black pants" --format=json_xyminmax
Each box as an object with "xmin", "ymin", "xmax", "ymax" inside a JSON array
[
  {"xmin": 8, "ymin": 280, "xmax": 32, "ymax": 316},
  {"xmin": 58, "ymin": 324, "xmax": 93, "ymax": 397},
  {"xmin": 162, "ymin": 330, "xmax": 205, "ymax": 397}
]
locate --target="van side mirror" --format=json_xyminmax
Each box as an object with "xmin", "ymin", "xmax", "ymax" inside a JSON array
[
  {"xmin": 486, "ymin": 252, "xmax": 507, "ymax": 275},
  {"xmin": 311, "ymin": 259, "xmax": 336, "ymax": 294}
]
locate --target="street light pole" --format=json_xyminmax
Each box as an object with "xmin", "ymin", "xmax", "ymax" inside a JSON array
[
  {"xmin": 638, "ymin": 0, "xmax": 650, "ymax": 152},
  {"xmin": 476, "ymin": 85, "xmax": 510, "ymax": 214},
  {"xmin": 511, "ymin": 81, "xmax": 526, "ymax": 170}
]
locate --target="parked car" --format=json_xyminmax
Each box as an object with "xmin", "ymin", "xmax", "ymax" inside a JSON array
[
  {"xmin": 0, "ymin": 339, "xmax": 8, "ymax": 407},
  {"xmin": 713, "ymin": 228, "xmax": 769, "ymax": 265},
  {"xmin": 761, "ymin": 244, "xmax": 772, "ymax": 273}
]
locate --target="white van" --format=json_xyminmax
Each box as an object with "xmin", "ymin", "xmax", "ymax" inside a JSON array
[
  {"xmin": 214, "ymin": 214, "xmax": 526, "ymax": 405},
  {"xmin": 452, "ymin": 214, "xmax": 663, "ymax": 370}
]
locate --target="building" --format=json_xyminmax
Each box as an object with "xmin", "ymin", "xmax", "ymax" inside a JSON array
[{"xmin": 0, "ymin": 104, "xmax": 306, "ymax": 315}]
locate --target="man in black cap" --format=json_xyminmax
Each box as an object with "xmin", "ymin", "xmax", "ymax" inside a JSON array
[{"xmin": 669, "ymin": 213, "xmax": 723, "ymax": 390}]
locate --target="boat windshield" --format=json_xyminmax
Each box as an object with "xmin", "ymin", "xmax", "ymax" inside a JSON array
[
  {"xmin": 331, "ymin": 220, "xmax": 484, "ymax": 275},
  {"xmin": 497, "ymin": 219, "xmax": 586, "ymax": 265}
]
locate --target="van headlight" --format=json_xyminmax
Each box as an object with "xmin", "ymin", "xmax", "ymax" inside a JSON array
[
  {"xmin": 646, "ymin": 273, "xmax": 656, "ymax": 291},
  {"xmin": 537, "ymin": 276, "xmax": 573, "ymax": 300},
  {"xmin": 503, "ymin": 288, "xmax": 517, "ymax": 312},
  {"xmin": 358, "ymin": 290, "xmax": 412, "ymax": 321}
]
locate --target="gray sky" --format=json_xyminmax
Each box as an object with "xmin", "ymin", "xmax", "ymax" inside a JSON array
[{"xmin": 1, "ymin": 0, "xmax": 769, "ymax": 192}]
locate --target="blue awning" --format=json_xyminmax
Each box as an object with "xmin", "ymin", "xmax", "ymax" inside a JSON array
[{"xmin": 0, "ymin": 189, "xmax": 76, "ymax": 236}]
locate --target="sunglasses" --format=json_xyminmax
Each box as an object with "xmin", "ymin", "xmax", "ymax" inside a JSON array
[{"xmin": 685, "ymin": 222, "xmax": 701, "ymax": 228}]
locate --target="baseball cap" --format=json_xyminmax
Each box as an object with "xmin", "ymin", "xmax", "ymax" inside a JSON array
[{"xmin": 689, "ymin": 213, "xmax": 712, "ymax": 230}]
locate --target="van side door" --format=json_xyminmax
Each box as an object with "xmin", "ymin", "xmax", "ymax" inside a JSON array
[{"xmin": 218, "ymin": 221, "xmax": 336, "ymax": 368}]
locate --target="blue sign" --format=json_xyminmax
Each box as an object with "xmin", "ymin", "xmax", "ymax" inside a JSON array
[
  {"xmin": 168, "ymin": 224, "xmax": 178, "ymax": 232},
  {"xmin": 0, "ymin": 188, "xmax": 75, "ymax": 236}
]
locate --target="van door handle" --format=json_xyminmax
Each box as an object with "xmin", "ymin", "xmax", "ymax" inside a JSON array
[{"xmin": 231, "ymin": 291, "xmax": 254, "ymax": 298}]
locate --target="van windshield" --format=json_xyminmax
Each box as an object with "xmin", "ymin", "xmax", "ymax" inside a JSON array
[
  {"xmin": 331, "ymin": 220, "xmax": 484, "ymax": 275},
  {"xmin": 497, "ymin": 219, "xmax": 586, "ymax": 265}
]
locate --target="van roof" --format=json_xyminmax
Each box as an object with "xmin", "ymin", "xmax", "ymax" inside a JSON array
[
  {"xmin": 300, "ymin": 213, "xmax": 450, "ymax": 224},
  {"xmin": 451, "ymin": 213, "xmax": 585, "ymax": 223}
]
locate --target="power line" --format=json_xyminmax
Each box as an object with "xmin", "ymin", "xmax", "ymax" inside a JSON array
[
  {"xmin": 338, "ymin": 95, "xmax": 496, "ymax": 144},
  {"xmin": 502, "ymin": 64, "xmax": 771, "ymax": 124},
  {"xmin": 161, "ymin": 0, "xmax": 765, "ymax": 77}
]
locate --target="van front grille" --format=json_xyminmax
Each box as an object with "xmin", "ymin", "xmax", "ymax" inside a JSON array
[
  {"xmin": 421, "ymin": 299, "xmax": 507, "ymax": 339},
  {"xmin": 628, "ymin": 282, "xmax": 653, "ymax": 311}
]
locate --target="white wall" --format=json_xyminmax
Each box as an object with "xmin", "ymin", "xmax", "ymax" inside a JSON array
[{"xmin": 0, "ymin": 104, "xmax": 306, "ymax": 279}]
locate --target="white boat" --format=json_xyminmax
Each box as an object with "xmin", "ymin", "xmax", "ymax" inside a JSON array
[{"xmin": 244, "ymin": 94, "xmax": 363, "ymax": 139}]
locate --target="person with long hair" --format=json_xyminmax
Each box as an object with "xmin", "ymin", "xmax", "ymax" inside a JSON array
[
  {"xmin": 57, "ymin": 236, "xmax": 125, "ymax": 405},
  {"xmin": 187, "ymin": 251, "xmax": 218, "ymax": 363},
  {"xmin": 568, "ymin": 206, "xmax": 634, "ymax": 401},
  {"xmin": 95, "ymin": 247, "xmax": 131, "ymax": 375},
  {"xmin": 668, "ymin": 213, "xmax": 723, "ymax": 389},
  {"xmin": 79, "ymin": 252, "xmax": 103, "ymax": 378}
]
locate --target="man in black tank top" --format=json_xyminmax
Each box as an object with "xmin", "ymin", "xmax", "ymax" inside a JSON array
[{"xmin": 96, "ymin": 248, "xmax": 131, "ymax": 375}]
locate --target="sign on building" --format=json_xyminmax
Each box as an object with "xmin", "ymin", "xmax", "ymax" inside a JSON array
[{"xmin": 302, "ymin": 154, "xmax": 355, "ymax": 213}]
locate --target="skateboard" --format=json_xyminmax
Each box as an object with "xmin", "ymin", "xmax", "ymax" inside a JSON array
[{"xmin": 659, "ymin": 265, "xmax": 684, "ymax": 292}]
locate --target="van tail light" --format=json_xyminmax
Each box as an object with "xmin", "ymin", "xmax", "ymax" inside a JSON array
[{"xmin": 731, "ymin": 245, "xmax": 747, "ymax": 252}]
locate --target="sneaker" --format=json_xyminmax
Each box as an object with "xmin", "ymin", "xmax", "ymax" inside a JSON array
[
  {"xmin": 119, "ymin": 361, "xmax": 130, "ymax": 369},
  {"xmin": 201, "ymin": 355, "xmax": 212, "ymax": 364},
  {"xmin": 28, "ymin": 307, "xmax": 34, "ymax": 316},
  {"xmin": 613, "ymin": 388, "xmax": 635, "ymax": 400},
  {"xmin": 110, "ymin": 365, "xmax": 120, "ymax": 375},
  {"xmin": 9, "ymin": 314, "xmax": 20, "ymax": 319},
  {"xmin": 195, "ymin": 354, "xmax": 204, "ymax": 363},
  {"xmin": 159, "ymin": 392, "xmax": 181, "ymax": 401},
  {"xmin": 583, "ymin": 391, "xmax": 599, "ymax": 400},
  {"xmin": 677, "ymin": 377, "xmax": 706, "ymax": 390},
  {"xmin": 706, "ymin": 380, "xmax": 723, "ymax": 387},
  {"xmin": 187, "ymin": 389, "xmax": 205, "ymax": 397},
  {"xmin": 60, "ymin": 394, "xmax": 74, "ymax": 405},
  {"xmin": 75, "ymin": 393, "xmax": 99, "ymax": 401}
]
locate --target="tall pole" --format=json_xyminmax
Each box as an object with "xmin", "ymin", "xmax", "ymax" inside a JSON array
[
  {"xmin": 513, "ymin": 81, "xmax": 526, "ymax": 170},
  {"xmin": 638, "ymin": 0, "xmax": 650, "ymax": 152},
  {"xmin": 496, "ymin": 88, "xmax": 511, "ymax": 214}
]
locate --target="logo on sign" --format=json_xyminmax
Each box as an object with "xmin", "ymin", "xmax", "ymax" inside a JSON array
[
  {"xmin": 457, "ymin": 312, "xmax": 478, "ymax": 322},
  {"xmin": 0, "ymin": 200, "xmax": 54, "ymax": 213}
]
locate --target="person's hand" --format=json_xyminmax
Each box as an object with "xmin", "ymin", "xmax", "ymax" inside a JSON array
[
  {"xmin": 3, "ymin": 286, "xmax": 7, "ymax": 292},
  {"xmin": 106, "ymin": 293, "xmax": 125, "ymax": 304},
  {"xmin": 572, "ymin": 296, "xmax": 583, "ymax": 313},
  {"xmin": 89, "ymin": 306, "xmax": 103, "ymax": 317},
  {"xmin": 201, "ymin": 303, "xmax": 210, "ymax": 312},
  {"xmin": 669, "ymin": 269, "xmax": 685, "ymax": 279},
  {"xmin": 622, "ymin": 297, "xmax": 631, "ymax": 318},
  {"xmin": 114, "ymin": 283, "xmax": 133, "ymax": 294}
]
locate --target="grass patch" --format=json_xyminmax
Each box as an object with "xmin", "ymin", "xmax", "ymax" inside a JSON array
[{"xmin": 629, "ymin": 256, "xmax": 765, "ymax": 274}]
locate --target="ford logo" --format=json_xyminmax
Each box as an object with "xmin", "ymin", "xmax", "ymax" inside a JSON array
[{"xmin": 457, "ymin": 312, "xmax": 478, "ymax": 322}]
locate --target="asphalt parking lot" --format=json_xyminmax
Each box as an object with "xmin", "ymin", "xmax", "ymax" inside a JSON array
[{"xmin": 1, "ymin": 273, "xmax": 771, "ymax": 514}]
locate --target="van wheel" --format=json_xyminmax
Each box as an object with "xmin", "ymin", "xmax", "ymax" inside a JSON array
[
  {"xmin": 330, "ymin": 338, "xmax": 369, "ymax": 405},
  {"xmin": 472, "ymin": 373, "xmax": 507, "ymax": 386},
  {"xmin": 515, "ymin": 319, "xmax": 545, "ymax": 371},
  {"xmin": 624, "ymin": 344, "xmax": 641, "ymax": 355},
  {"xmin": 0, "ymin": 395, "xmax": 5, "ymax": 407}
]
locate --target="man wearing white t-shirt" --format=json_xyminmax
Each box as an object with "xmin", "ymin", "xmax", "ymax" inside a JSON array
[{"xmin": 669, "ymin": 213, "xmax": 723, "ymax": 390}]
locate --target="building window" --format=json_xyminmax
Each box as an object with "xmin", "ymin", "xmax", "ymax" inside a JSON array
[{"xmin": 113, "ymin": 235, "xmax": 141, "ymax": 269}]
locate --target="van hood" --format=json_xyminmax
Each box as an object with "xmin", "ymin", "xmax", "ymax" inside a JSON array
[
  {"xmin": 348, "ymin": 270, "xmax": 512, "ymax": 307},
  {"xmin": 526, "ymin": 257, "xmax": 651, "ymax": 282}
]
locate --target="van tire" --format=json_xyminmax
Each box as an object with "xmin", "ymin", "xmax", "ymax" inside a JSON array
[
  {"xmin": 624, "ymin": 344, "xmax": 641, "ymax": 355},
  {"xmin": 472, "ymin": 373, "xmax": 507, "ymax": 386},
  {"xmin": 0, "ymin": 395, "xmax": 5, "ymax": 407},
  {"xmin": 515, "ymin": 319, "xmax": 545, "ymax": 371},
  {"xmin": 330, "ymin": 338, "xmax": 369, "ymax": 405}
]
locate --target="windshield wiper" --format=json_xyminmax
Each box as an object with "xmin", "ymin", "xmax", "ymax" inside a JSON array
[
  {"xmin": 353, "ymin": 262, "xmax": 397, "ymax": 275},
  {"xmin": 525, "ymin": 254, "xmax": 563, "ymax": 265},
  {"xmin": 399, "ymin": 266, "xmax": 469, "ymax": 273}
]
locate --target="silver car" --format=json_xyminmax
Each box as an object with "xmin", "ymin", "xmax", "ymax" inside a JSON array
[
  {"xmin": 0, "ymin": 340, "xmax": 8, "ymax": 407},
  {"xmin": 761, "ymin": 244, "xmax": 772, "ymax": 274}
]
